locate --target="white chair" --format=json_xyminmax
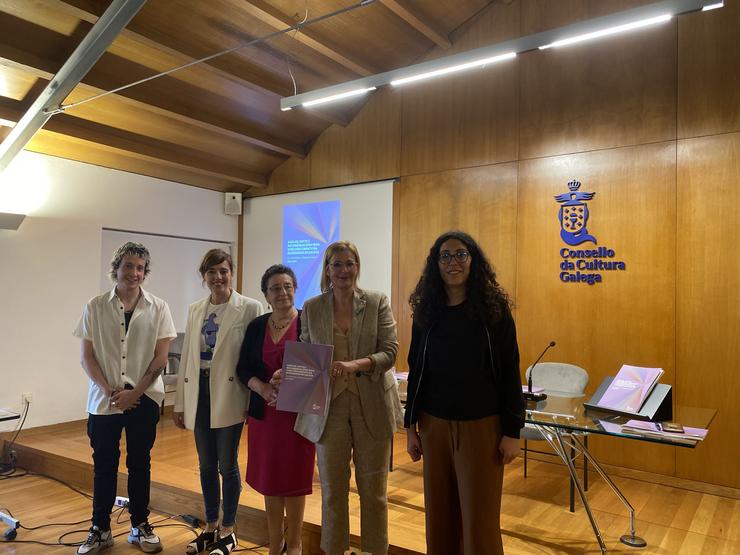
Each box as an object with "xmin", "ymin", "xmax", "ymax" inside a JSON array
[
  {"xmin": 522, "ymin": 362, "xmax": 589, "ymax": 512},
  {"xmin": 160, "ymin": 353, "xmax": 180, "ymax": 415}
]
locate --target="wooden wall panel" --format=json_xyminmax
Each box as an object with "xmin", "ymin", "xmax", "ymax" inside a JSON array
[
  {"xmin": 676, "ymin": 133, "xmax": 740, "ymax": 489},
  {"xmin": 516, "ymin": 143, "xmax": 676, "ymax": 475},
  {"xmin": 678, "ymin": 0, "xmax": 740, "ymax": 138},
  {"xmin": 309, "ymin": 89, "xmax": 402, "ymax": 188},
  {"xmin": 400, "ymin": 1, "xmax": 519, "ymax": 176},
  {"xmin": 396, "ymin": 163, "xmax": 518, "ymax": 371},
  {"xmin": 519, "ymin": 1, "xmax": 676, "ymax": 159}
]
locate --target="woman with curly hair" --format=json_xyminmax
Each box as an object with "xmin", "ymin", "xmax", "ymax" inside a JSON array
[{"xmin": 404, "ymin": 230, "xmax": 524, "ymax": 555}]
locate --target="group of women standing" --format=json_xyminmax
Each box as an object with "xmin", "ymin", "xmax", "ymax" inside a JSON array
[{"xmin": 172, "ymin": 231, "xmax": 524, "ymax": 555}]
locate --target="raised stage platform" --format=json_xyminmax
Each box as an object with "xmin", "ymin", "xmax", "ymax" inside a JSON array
[{"xmin": 6, "ymin": 412, "xmax": 740, "ymax": 554}]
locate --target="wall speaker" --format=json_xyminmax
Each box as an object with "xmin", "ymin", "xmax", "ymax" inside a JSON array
[{"xmin": 224, "ymin": 193, "xmax": 242, "ymax": 216}]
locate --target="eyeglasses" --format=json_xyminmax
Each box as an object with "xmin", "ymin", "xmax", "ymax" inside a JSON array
[
  {"xmin": 330, "ymin": 261, "xmax": 357, "ymax": 270},
  {"xmin": 438, "ymin": 251, "xmax": 470, "ymax": 265},
  {"xmin": 267, "ymin": 283, "xmax": 294, "ymax": 294}
]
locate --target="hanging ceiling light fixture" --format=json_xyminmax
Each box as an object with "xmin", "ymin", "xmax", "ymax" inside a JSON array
[{"xmin": 280, "ymin": 0, "xmax": 723, "ymax": 111}]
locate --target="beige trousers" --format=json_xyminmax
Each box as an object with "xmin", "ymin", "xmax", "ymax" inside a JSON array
[
  {"xmin": 418, "ymin": 412, "xmax": 505, "ymax": 555},
  {"xmin": 316, "ymin": 390, "xmax": 391, "ymax": 554}
]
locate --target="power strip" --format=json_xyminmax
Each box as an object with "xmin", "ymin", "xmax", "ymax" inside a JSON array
[
  {"xmin": 0, "ymin": 511, "xmax": 19, "ymax": 529},
  {"xmin": 0, "ymin": 511, "xmax": 19, "ymax": 540},
  {"xmin": 115, "ymin": 496, "xmax": 129, "ymax": 508}
]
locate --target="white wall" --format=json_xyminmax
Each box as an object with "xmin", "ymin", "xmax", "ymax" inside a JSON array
[{"xmin": 0, "ymin": 152, "xmax": 237, "ymax": 430}]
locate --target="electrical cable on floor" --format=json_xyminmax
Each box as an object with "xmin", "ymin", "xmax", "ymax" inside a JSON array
[
  {"xmin": 0, "ymin": 446, "xmax": 272, "ymax": 549},
  {"xmin": 19, "ymin": 518, "xmax": 89, "ymax": 531}
]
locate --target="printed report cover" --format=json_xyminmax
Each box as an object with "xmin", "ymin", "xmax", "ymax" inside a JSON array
[
  {"xmin": 598, "ymin": 364, "xmax": 664, "ymax": 413},
  {"xmin": 276, "ymin": 341, "xmax": 333, "ymax": 416}
]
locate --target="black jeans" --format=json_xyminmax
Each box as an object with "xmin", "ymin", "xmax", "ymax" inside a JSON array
[{"xmin": 87, "ymin": 394, "xmax": 160, "ymax": 529}]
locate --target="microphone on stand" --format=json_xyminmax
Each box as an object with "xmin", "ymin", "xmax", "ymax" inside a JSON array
[{"xmin": 523, "ymin": 340, "xmax": 556, "ymax": 402}]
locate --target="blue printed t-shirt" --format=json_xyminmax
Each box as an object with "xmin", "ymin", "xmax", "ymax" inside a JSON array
[{"xmin": 200, "ymin": 302, "xmax": 228, "ymax": 369}]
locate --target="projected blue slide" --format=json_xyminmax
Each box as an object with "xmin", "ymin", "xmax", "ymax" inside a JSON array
[{"xmin": 283, "ymin": 200, "xmax": 340, "ymax": 308}]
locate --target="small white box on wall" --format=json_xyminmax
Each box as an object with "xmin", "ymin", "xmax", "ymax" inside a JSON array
[{"xmin": 224, "ymin": 192, "xmax": 242, "ymax": 215}]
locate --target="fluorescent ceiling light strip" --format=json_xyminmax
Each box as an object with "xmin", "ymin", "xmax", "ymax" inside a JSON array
[
  {"xmin": 390, "ymin": 52, "xmax": 516, "ymax": 86},
  {"xmin": 302, "ymin": 87, "xmax": 376, "ymax": 107},
  {"xmin": 280, "ymin": 0, "xmax": 720, "ymax": 110},
  {"xmin": 539, "ymin": 14, "xmax": 672, "ymax": 49},
  {"xmin": 702, "ymin": 2, "xmax": 723, "ymax": 10}
]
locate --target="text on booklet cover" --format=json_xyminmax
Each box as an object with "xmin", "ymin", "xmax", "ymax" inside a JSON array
[
  {"xmin": 597, "ymin": 364, "xmax": 664, "ymax": 413},
  {"xmin": 276, "ymin": 341, "xmax": 333, "ymax": 416}
]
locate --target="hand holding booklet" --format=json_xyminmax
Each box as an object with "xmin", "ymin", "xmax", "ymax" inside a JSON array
[{"xmin": 276, "ymin": 341, "xmax": 333, "ymax": 416}]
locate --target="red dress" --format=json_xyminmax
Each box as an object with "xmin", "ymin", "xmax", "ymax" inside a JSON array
[{"xmin": 246, "ymin": 318, "xmax": 316, "ymax": 496}]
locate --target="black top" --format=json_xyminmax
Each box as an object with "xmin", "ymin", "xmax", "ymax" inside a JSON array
[
  {"xmin": 124, "ymin": 310, "xmax": 133, "ymax": 334},
  {"xmin": 418, "ymin": 302, "xmax": 499, "ymax": 421},
  {"xmin": 235, "ymin": 311, "xmax": 302, "ymax": 419},
  {"xmin": 405, "ymin": 304, "xmax": 525, "ymax": 438}
]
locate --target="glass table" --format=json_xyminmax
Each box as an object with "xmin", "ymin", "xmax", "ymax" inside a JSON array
[{"xmin": 525, "ymin": 396, "xmax": 716, "ymax": 554}]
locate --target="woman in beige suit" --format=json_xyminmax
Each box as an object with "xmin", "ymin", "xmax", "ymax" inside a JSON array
[
  {"xmin": 295, "ymin": 241, "xmax": 398, "ymax": 555},
  {"xmin": 173, "ymin": 249, "xmax": 263, "ymax": 555}
]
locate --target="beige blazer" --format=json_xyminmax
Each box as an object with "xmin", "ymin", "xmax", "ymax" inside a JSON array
[
  {"xmin": 295, "ymin": 288, "xmax": 399, "ymax": 442},
  {"xmin": 175, "ymin": 291, "xmax": 263, "ymax": 429}
]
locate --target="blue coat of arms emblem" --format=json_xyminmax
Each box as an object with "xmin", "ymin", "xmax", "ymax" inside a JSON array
[{"xmin": 555, "ymin": 180, "xmax": 597, "ymax": 245}]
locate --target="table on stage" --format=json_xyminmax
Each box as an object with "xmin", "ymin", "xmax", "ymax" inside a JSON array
[
  {"xmin": 525, "ymin": 396, "xmax": 715, "ymax": 554},
  {"xmin": 0, "ymin": 409, "xmax": 20, "ymax": 423}
]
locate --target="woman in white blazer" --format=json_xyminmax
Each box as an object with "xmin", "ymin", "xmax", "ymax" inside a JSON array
[{"xmin": 174, "ymin": 249, "xmax": 263, "ymax": 555}]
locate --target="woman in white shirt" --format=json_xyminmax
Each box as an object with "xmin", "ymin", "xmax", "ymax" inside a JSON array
[{"xmin": 174, "ymin": 249, "xmax": 263, "ymax": 555}]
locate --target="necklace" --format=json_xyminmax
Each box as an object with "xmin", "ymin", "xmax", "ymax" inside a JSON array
[{"xmin": 269, "ymin": 313, "xmax": 295, "ymax": 331}]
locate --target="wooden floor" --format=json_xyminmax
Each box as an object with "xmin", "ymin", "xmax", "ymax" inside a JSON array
[
  {"xmin": 0, "ymin": 474, "xmax": 269, "ymax": 554},
  {"xmin": 3, "ymin": 415, "xmax": 740, "ymax": 554}
]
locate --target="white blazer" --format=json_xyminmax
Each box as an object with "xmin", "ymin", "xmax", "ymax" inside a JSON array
[{"xmin": 175, "ymin": 291, "xmax": 263, "ymax": 429}]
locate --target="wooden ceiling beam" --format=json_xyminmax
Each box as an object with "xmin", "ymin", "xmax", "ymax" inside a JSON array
[
  {"xmin": 55, "ymin": 0, "xmax": 352, "ymax": 127},
  {"xmin": 0, "ymin": 0, "xmax": 147, "ymax": 174},
  {"xmin": 0, "ymin": 97, "xmax": 267, "ymax": 188},
  {"xmin": 0, "ymin": 12, "xmax": 306, "ymax": 158},
  {"xmin": 28, "ymin": 130, "xmax": 249, "ymax": 192},
  {"xmin": 379, "ymin": 0, "xmax": 451, "ymax": 49},
  {"xmin": 236, "ymin": 0, "xmax": 375, "ymax": 76}
]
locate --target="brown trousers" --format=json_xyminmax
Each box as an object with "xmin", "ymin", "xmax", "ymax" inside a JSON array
[{"xmin": 418, "ymin": 412, "xmax": 505, "ymax": 555}]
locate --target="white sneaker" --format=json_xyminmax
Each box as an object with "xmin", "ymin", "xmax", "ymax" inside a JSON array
[
  {"xmin": 128, "ymin": 521, "xmax": 163, "ymax": 553},
  {"xmin": 77, "ymin": 526, "xmax": 113, "ymax": 554}
]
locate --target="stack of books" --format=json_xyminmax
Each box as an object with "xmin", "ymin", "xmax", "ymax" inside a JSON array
[{"xmin": 620, "ymin": 420, "xmax": 708, "ymax": 446}]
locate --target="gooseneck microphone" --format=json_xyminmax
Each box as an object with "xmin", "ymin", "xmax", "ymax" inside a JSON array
[{"xmin": 523, "ymin": 340, "xmax": 556, "ymax": 402}]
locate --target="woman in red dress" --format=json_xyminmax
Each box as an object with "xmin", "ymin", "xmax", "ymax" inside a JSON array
[{"xmin": 236, "ymin": 264, "xmax": 315, "ymax": 555}]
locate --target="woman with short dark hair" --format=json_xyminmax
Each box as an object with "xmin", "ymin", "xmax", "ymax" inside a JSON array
[
  {"xmin": 236, "ymin": 264, "xmax": 315, "ymax": 555},
  {"xmin": 174, "ymin": 249, "xmax": 263, "ymax": 555},
  {"xmin": 405, "ymin": 231, "xmax": 524, "ymax": 555}
]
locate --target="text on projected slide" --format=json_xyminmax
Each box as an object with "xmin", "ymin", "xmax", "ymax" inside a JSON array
[{"xmin": 283, "ymin": 200, "xmax": 340, "ymax": 308}]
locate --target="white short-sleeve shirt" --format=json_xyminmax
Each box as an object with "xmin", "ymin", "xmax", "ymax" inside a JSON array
[{"xmin": 74, "ymin": 287, "xmax": 177, "ymax": 415}]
